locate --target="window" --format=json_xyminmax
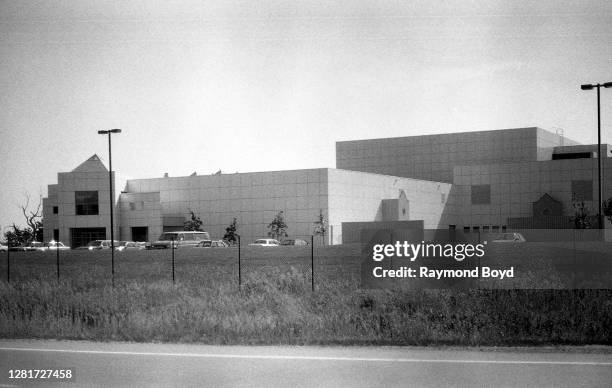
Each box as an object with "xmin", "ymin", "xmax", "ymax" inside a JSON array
[
  {"xmin": 463, "ymin": 226, "xmax": 470, "ymax": 234},
  {"xmin": 492, "ymin": 225, "xmax": 500, "ymax": 232},
  {"xmin": 441, "ymin": 193, "xmax": 446, "ymax": 204},
  {"xmin": 471, "ymin": 185, "xmax": 491, "ymax": 205},
  {"xmin": 571, "ymin": 180, "xmax": 593, "ymax": 201},
  {"xmin": 75, "ymin": 191, "xmax": 99, "ymax": 215},
  {"xmin": 53, "ymin": 229, "xmax": 59, "ymax": 241},
  {"xmin": 53, "ymin": 206, "xmax": 58, "ymax": 214},
  {"xmin": 129, "ymin": 202, "xmax": 136, "ymax": 211},
  {"xmin": 131, "ymin": 227, "xmax": 148, "ymax": 242}
]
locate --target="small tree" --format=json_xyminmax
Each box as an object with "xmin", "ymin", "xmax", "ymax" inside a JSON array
[
  {"xmin": 571, "ymin": 193, "xmax": 591, "ymax": 229},
  {"xmin": 223, "ymin": 217, "xmax": 239, "ymax": 245},
  {"xmin": 184, "ymin": 209, "xmax": 203, "ymax": 231},
  {"xmin": 3, "ymin": 224, "xmax": 35, "ymax": 246},
  {"xmin": 313, "ymin": 209, "xmax": 327, "ymax": 238},
  {"xmin": 603, "ymin": 197, "xmax": 612, "ymax": 225},
  {"xmin": 267, "ymin": 211, "xmax": 288, "ymax": 240}
]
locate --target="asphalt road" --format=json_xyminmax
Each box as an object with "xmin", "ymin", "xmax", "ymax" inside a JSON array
[{"xmin": 0, "ymin": 340, "xmax": 610, "ymax": 387}]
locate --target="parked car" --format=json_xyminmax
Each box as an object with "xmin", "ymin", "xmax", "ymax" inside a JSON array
[
  {"xmin": 116, "ymin": 241, "xmax": 146, "ymax": 251},
  {"xmin": 197, "ymin": 240, "xmax": 229, "ymax": 248},
  {"xmin": 0, "ymin": 243, "xmax": 7, "ymax": 252},
  {"xmin": 249, "ymin": 238, "xmax": 280, "ymax": 247},
  {"xmin": 76, "ymin": 240, "xmax": 120, "ymax": 250},
  {"xmin": 12, "ymin": 241, "xmax": 46, "ymax": 252},
  {"xmin": 490, "ymin": 232, "xmax": 526, "ymax": 243},
  {"xmin": 280, "ymin": 239, "xmax": 309, "ymax": 246},
  {"xmin": 36, "ymin": 241, "xmax": 71, "ymax": 251},
  {"xmin": 146, "ymin": 231, "xmax": 211, "ymax": 249}
]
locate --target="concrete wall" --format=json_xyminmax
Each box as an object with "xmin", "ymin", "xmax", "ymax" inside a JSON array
[
  {"xmin": 122, "ymin": 169, "xmax": 330, "ymax": 244},
  {"xmin": 336, "ymin": 127, "xmax": 574, "ymax": 183},
  {"xmin": 326, "ymin": 169, "xmax": 455, "ymax": 244},
  {"xmin": 452, "ymin": 158, "xmax": 612, "ymax": 229},
  {"xmin": 43, "ymin": 171, "xmax": 118, "ymax": 245},
  {"xmin": 118, "ymin": 192, "xmax": 163, "ymax": 242}
]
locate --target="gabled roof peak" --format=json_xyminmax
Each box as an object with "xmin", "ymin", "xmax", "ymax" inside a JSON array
[{"xmin": 71, "ymin": 154, "xmax": 108, "ymax": 173}]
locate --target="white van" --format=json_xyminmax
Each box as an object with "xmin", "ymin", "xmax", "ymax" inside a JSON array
[{"xmin": 147, "ymin": 231, "xmax": 211, "ymax": 249}]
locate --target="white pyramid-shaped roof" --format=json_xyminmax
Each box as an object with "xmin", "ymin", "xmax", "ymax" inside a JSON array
[{"xmin": 71, "ymin": 154, "xmax": 108, "ymax": 173}]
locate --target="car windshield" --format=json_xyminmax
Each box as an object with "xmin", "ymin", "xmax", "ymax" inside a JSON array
[
  {"xmin": 87, "ymin": 241, "xmax": 102, "ymax": 247},
  {"xmin": 254, "ymin": 240, "xmax": 267, "ymax": 244}
]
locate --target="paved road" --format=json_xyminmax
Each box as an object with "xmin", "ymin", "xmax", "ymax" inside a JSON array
[{"xmin": 0, "ymin": 340, "xmax": 610, "ymax": 387}]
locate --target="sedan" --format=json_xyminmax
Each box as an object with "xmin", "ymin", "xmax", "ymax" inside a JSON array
[
  {"xmin": 280, "ymin": 239, "xmax": 309, "ymax": 246},
  {"xmin": 197, "ymin": 240, "xmax": 230, "ymax": 248},
  {"xmin": 36, "ymin": 241, "xmax": 71, "ymax": 251},
  {"xmin": 249, "ymin": 238, "xmax": 280, "ymax": 247},
  {"xmin": 116, "ymin": 241, "xmax": 146, "ymax": 251}
]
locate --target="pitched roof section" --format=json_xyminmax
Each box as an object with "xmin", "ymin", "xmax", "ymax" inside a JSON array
[{"xmin": 71, "ymin": 154, "xmax": 108, "ymax": 173}]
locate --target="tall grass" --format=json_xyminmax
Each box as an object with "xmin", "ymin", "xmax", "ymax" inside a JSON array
[{"xmin": 1, "ymin": 264, "xmax": 610, "ymax": 345}]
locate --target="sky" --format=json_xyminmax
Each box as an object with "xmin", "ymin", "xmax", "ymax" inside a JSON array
[{"xmin": 1, "ymin": 0, "xmax": 611, "ymax": 229}]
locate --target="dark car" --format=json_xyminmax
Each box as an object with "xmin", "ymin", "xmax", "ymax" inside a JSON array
[{"xmin": 280, "ymin": 239, "xmax": 309, "ymax": 246}]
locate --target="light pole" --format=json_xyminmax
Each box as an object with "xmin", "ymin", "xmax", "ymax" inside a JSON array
[
  {"xmin": 98, "ymin": 129, "xmax": 121, "ymax": 286},
  {"xmin": 581, "ymin": 82, "xmax": 612, "ymax": 230}
]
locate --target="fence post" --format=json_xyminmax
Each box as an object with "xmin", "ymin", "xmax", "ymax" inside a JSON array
[
  {"xmin": 56, "ymin": 243, "xmax": 60, "ymax": 281},
  {"xmin": 6, "ymin": 241, "xmax": 9, "ymax": 283},
  {"xmin": 311, "ymin": 235, "xmax": 314, "ymax": 292},
  {"xmin": 238, "ymin": 235, "xmax": 241, "ymax": 287},
  {"xmin": 171, "ymin": 236, "xmax": 175, "ymax": 285}
]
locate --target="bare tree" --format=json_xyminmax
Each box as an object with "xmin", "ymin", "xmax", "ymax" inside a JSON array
[{"xmin": 18, "ymin": 191, "xmax": 43, "ymax": 242}]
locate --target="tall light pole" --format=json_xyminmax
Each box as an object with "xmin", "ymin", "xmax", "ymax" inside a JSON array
[
  {"xmin": 98, "ymin": 129, "xmax": 121, "ymax": 286},
  {"xmin": 581, "ymin": 82, "xmax": 612, "ymax": 230}
]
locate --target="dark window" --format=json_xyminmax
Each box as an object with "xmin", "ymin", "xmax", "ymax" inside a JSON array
[
  {"xmin": 53, "ymin": 206, "xmax": 58, "ymax": 214},
  {"xmin": 53, "ymin": 229, "xmax": 59, "ymax": 241},
  {"xmin": 70, "ymin": 227, "xmax": 106, "ymax": 248},
  {"xmin": 552, "ymin": 152, "xmax": 592, "ymax": 160},
  {"xmin": 463, "ymin": 226, "xmax": 470, "ymax": 234},
  {"xmin": 502, "ymin": 225, "xmax": 507, "ymax": 232},
  {"xmin": 471, "ymin": 185, "xmax": 491, "ymax": 205},
  {"xmin": 571, "ymin": 180, "xmax": 593, "ymax": 201},
  {"xmin": 131, "ymin": 227, "xmax": 148, "ymax": 242},
  {"xmin": 75, "ymin": 191, "xmax": 99, "ymax": 215},
  {"xmin": 492, "ymin": 225, "xmax": 500, "ymax": 232},
  {"xmin": 129, "ymin": 202, "xmax": 136, "ymax": 211}
]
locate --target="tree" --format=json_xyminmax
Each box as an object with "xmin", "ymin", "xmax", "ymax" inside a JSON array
[
  {"xmin": 19, "ymin": 192, "xmax": 43, "ymax": 242},
  {"xmin": 223, "ymin": 217, "xmax": 239, "ymax": 244},
  {"xmin": 3, "ymin": 224, "xmax": 35, "ymax": 246},
  {"xmin": 267, "ymin": 211, "xmax": 288, "ymax": 240},
  {"xmin": 313, "ymin": 209, "xmax": 327, "ymax": 237},
  {"xmin": 571, "ymin": 193, "xmax": 591, "ymax": 229},
  {"xmin": 184, "ymin": 209, "xmax": 203, "ymax": 231},
  {"xmin": 604, "ymin": 197, "xmax": 612, "ymax": 225}
]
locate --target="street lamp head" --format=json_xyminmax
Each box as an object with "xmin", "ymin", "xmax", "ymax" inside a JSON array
[
  {"xmin": 98, "ymin": 129, "xmax": 122, "ymax": 134},
  {"xmin": 603, "ymin": 82, "xmax": 612, "ymax": 88},
  {"xmin": 581, "ymin": 84, "xmax": 594, "ymax": 90}
]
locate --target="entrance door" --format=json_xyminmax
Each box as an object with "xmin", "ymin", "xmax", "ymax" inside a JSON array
[{"xmin": 131, "ymin": 227, "xmax": 148, "ymax": 242}]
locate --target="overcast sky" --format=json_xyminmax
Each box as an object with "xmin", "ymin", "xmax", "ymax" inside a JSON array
[{"xmin": 1, "ymin": 0, "xmax": 611, "ymax": 229}]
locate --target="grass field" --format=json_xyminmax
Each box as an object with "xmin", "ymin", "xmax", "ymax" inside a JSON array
[{"xmin": 0, "ymin": 243, "xmax": 611, "ymax": 345}]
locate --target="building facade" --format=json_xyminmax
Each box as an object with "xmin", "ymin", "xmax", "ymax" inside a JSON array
[
  {"xmin": 337, "ymin": 127, "xmax": 612, "ymax": 232},
  {"xmin": 43, "ymin": 127, "xmax": 611, "ymax": 247}
]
